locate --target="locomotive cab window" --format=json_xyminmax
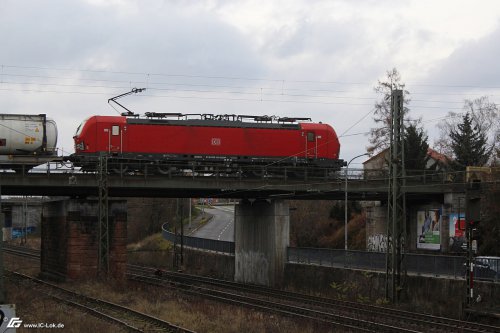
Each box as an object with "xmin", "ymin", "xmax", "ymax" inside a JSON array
[
  {"xmin": 307, "ymin": 132, "xmax": 315, "ymax": 142},
  {"xmin": 112, "ymin": 125, "xmax": 120, "ymax": 136},
  {"xmin": 75, "ymin": 117, "xmax": 89, "ymax": 136}
]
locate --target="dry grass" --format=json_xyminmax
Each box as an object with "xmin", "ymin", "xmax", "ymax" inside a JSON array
[
  {"xmin": 7, "ymin": 287, "xmax": 126, "ymax": 333},
  {"xmin": 3, "ymin": 253, "xmax": 125, "ymax": 333},
  {"xmin": 127, "ymin": 232, "xmax": 172, "ymax": 251},
  {"xmin": 3, "ymin": 239, "xmax": 338, "ymax": 332},
  {"xmin": 72, "ymin": 280, "xmax": 330, "ymax": 333}
]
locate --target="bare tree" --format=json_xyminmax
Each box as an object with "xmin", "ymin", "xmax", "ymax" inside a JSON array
[
  {"xmin": 435, "ymin": 96, "xmax": 499, "ymax": 164},
  {"xmin": 367, "ymin": 68, "xmax": 411, "ymax": 155}
]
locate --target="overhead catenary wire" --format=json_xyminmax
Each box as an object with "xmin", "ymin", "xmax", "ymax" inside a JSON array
[
  {"xmin": 5, "ymin": 64, "xmax": 500, "ymax": 90},
  {"xmin": 0, "ymin": 85, "xmax": 486, "ymax": 111},
  {"xmin": 2, "ymin": 65, "xmax": 500, "ymax": 104}
]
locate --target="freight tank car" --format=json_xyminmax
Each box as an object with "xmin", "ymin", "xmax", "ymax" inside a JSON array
[
  {"xmin": 71, "ymin": 113, "xmax": 344, "ymax": 176},
  {"xmin": 0, "ymin": 114, "xmax": 58, "ymax": 173}
]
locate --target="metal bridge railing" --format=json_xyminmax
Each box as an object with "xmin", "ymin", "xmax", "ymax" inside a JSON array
[
  {"xmin": 287, "ymin": 247, "xmax": 499, "ymax": 283},
  {"xmin": 162, "ymin": 226, "xmax": 234, "ymax": 255}
]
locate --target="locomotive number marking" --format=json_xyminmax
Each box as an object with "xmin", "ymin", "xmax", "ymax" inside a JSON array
[{"xmin": 211, "ymin": 138, "xmax": 221, "ymax": 146}]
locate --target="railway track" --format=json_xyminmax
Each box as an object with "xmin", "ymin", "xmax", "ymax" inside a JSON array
[
  {"xmin": 3, "ymin": 245, "xmax": 194, "ymax": 333},
  {"xmin": 128, "ymin": 265, "xmax": 500, "ymax": 333},
  {"xmin": 5, "ymin": 244, "xmax": 499, "ymax": 333}
]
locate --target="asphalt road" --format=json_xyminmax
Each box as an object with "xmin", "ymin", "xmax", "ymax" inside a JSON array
[{"xmin": 191, "ymin": 205, "xmax": 235, "ymax": 242}]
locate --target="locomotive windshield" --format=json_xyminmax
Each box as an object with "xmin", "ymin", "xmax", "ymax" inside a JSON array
[{"xmin": 75, "ymin": 118, "xmax": 89, "ymax": 137}]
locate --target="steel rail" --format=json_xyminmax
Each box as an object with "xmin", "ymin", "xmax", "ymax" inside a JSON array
[
  {"xmin": 129, "ymin": 265, "xmax": 500, "ymax": 333},
  {"xmin": 5, "ymin": 269, "xmax": 194, "ymax": 333},
  {"xmin": 5, "ymin": 245, "xmax": 499, "ymax": 333}
]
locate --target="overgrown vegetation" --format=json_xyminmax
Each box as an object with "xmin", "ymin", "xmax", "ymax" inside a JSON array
[
  {"xmin": 127, "ymin": 233, "xmax": 172, "ymax": 251},
  {"xmin": 330, "ymin": 271, "xmax": 388, "ymax": 305},
  {"xmin": 127, "ymin": 198, "xmax": 193, "ymax": 243},
  {"xmin": 290, "ymin": 200, "xmax": 366, "ymax": 249}
]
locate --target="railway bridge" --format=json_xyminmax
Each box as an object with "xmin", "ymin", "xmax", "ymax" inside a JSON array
[
  {"xmin": 0, "ymin": 170, "xmax": 461, "ymax": 199},
  {"xmin": 0, "ymin": 169, "xmax": 479, "ymax": 287}
]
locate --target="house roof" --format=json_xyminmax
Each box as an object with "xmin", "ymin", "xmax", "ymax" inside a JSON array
[
  {"xmin": 362, "ymin": 147, "xmax": 452, "ymax": 165},
  {"xmin": 362, "ymin": 148, "xmax": 388, "ymax": 164},
  {"xmin": 427, "ymin": 148, "xmax": 450, "ymax": 164}
]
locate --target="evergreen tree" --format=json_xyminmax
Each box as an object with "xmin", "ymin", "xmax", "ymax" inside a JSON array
[
  {"xmin": 435, "ymin": 96, "xmax": 499, "ymax": 164},
  {"xmin": 404, "ymin": 123, "xmax": 429, "ymax": 171},
  {"xmin": 449, "ymin": 112, "xmax": 490, "ymax": 170}
]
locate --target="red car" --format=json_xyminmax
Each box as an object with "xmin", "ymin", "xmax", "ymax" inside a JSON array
[{"xmin": 71, "ymin": 113, "xmax": 343, "ymax": 176}]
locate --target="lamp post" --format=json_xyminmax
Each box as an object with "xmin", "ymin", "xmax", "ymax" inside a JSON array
[{"xmin": 345, "ymin": 153, "xmax": 369, "ymax": 251}]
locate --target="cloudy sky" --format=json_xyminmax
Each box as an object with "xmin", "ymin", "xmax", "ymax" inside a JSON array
[{"xmin": 1, "ymin": 0, "xmax": 500, "ymax": 165}]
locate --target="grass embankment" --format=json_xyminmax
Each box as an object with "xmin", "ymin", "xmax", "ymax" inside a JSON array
[{"xmin": 127, "ymin": 233, "xmax": 173, "ymax": 268}]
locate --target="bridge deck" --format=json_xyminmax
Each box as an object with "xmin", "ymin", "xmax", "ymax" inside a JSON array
[{"xmin": 0, "ymin": 172, "xmax": 464, "ymax": 199}]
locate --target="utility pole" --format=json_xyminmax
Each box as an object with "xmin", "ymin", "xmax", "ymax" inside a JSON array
[
  {"xmin": 385, "ymin": 89, "xmax": 407, "ymax": 303},
  {"xmin": 98, "ymin": 152, "xmax": 109, "ymax": 275}
]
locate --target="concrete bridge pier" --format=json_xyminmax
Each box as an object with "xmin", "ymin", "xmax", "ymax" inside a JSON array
[
  {"xmin": 234, "ymin": 199, "xmax": 289, "ymax": 287},
  {"xmin": 40, "ymin": 198, "xmax": 127, "ymax": 281}
]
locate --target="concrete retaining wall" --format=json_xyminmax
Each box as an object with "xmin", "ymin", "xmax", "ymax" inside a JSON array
[
  {"xmin": 284, "ymin": 263, "xmax": 499, "ymax": 319},
  {"xmin": 128, "ymin": 248, "xmax": 235, "ymax": 281},
  {"xmin": 130, "ymin": 248, "xmax": 497, "ymax": 320}
]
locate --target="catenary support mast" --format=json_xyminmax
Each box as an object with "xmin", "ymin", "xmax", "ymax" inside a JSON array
[{"xmin": 385, "ymin": 89, "xmax": 407, "ymax": 302}]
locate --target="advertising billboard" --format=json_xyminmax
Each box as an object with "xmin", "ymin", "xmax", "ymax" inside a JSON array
[
  {"xmin": 449, "ymin": 213, "xmax": 477, "ymax": 252},
  {"xmin": 417, "ymin": 209, "xmax": 441, "ymax": 250},
  {"xmin": 449, "ymin": 213, "xmax": 465, "ymax": 252}
]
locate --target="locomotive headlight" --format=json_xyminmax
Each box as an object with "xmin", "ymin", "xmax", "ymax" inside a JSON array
[{"xmin": 75, "ymin": 141, "xmax": 85, "ymax": 151}]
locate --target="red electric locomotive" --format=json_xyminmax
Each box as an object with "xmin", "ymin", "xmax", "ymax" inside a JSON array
[{"xmin": 71, "ymin": 113, "xmax": 343, "ymax": 176}]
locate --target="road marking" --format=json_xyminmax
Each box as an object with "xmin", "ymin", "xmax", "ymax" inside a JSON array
[{"xmin": 217, "ymin": 219, "xmax": 233, "ymax": 240}]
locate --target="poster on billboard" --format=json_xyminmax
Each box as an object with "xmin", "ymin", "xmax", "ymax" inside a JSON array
[
  {"xmin": 449, "ymin": 213, "xmax": 466, "ymax": 252},
  {"xmin": 449, "ymin": 213, "xmax": 477, "ymax": 252},
  {"xmin": 417, "ymin": 209, "xmax": 441, "ymax": 250}
]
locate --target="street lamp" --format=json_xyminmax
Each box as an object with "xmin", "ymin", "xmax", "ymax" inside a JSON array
[{"xmin": 345, "ymin": 153, "xmax": 370, "ymax": 251}]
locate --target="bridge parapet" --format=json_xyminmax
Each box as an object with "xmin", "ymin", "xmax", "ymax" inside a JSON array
[{"xmin": 0, "ymin": 168, "xmax": 467, "ymax": 199}]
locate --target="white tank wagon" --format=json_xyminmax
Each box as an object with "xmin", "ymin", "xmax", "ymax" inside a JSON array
[{"xmin": 0, "ymin": 114, "xmax": 60, "ymax": 173}]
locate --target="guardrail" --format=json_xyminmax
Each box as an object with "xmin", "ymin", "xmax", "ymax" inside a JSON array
[
  {"xmin": 161, "ymin": 229, "xmax": 499, "ymax": 282},
  {"xmin": 162, "ymin": 226, "xmax": 234, "ymax": 255}
]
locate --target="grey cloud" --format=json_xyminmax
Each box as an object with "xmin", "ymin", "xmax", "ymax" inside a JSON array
[
  {"xmin": 423, "ymin": 25, "xmax": 500, "ymax": 88},
  {"xmin": 1, "ymin": 0, "xmax": 266, "ymax": 79}
]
